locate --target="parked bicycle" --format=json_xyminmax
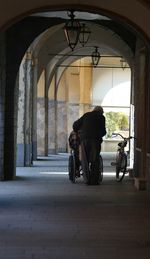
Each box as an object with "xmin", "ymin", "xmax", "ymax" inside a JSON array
[{"xmin": 111, "ymin": 133, "xmax": 134, "ymax": 182}]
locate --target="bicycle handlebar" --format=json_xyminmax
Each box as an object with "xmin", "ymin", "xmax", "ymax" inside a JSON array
[{"xmin": 112, "ymin": 133, "xmax": 136, "ymax": 141}]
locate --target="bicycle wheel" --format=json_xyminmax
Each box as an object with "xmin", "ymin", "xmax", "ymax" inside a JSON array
[
  {"xmin": 68, "ymin": 154, "xmax": 76, "ymax": 183},
  {"xmin": 116, "ymin": 152, "xmax": 127, "ymax": 182},
  {"xmin": 99, "ymin": 155, "xmax": 103, "ymax": 183}
]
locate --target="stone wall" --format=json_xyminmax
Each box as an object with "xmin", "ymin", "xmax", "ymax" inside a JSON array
[{"xmin": 0, "ymin": 33, "xmax": 5, "ymax": 179}]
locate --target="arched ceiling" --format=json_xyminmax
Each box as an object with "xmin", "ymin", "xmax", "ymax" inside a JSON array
[
  {"xmin": 0, "ymin": 0, "xmax": 150, "ymax": 42},
  {"xmin": 28, "ymin": 11, "xmax": 135, "ymax": 85}
]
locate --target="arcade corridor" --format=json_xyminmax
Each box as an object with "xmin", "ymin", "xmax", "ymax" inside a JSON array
[
  {"xmin": 0, "ymin": 2, "xmax": 150, "ymax": 189},
  {"xmin": 0, "ymin": 1, "xmax": 150, "ymax": 259}
]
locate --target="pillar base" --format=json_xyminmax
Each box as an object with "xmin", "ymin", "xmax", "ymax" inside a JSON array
[
  {"xmin": 127, "ymin": 168, "xmax": 134, "ymax": 178},
  {"xmin": 134, "ymin": 177, "xmax": 147, "ymax": 190}
]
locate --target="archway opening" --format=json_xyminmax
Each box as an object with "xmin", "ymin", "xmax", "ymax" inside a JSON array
[
  {"xmin": 16, "ymin": 10, "xmax": 133, "ymax": 168},
  {"xmin": 5, "ymin": 7, "xmax": 146, "ymax": 184}
]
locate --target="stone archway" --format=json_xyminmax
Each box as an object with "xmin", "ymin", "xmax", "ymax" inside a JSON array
[{"xmin": 0, "ymin": 4, "xmax": 149, "ymax": 187}]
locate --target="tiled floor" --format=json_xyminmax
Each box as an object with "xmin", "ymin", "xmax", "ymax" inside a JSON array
[{"xmin": 0, "ymin": 153, "xmax": 150, "ymax": 259}]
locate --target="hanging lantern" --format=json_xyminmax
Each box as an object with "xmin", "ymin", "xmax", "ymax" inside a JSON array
[
  {"xmin": 120, "ymin": 58, "xmax": 127, "ymax": 70},
  {"xmin": 63, "ymin": 10, "xmax": 81, "ymax": 51},
  {"xmin": 79, "ymin": 23, "xmax": 91, "ymax": 47},
  {"xmin": 91, "ymin": 46, "xmax": 101, "ymax": 67}
]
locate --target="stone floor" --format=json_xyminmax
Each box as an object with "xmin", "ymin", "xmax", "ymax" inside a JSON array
[{"xmin": 0, "ymin": 153, "xmax": 150, "ymax": 259}]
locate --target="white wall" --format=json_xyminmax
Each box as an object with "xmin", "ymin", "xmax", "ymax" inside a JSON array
[{"xmin": 92, "ymin": 68, "xmax": 131, "ymax": 107}]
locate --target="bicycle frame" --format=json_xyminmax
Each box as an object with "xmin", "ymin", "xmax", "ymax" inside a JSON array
[{"xmin": 112, "ymin": 133, "xmax": 133, "ymax": 182}]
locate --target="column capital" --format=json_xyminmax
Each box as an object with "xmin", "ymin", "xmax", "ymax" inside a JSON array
[
  {"xmin": 26, "ymin": 51, "xmax": 32, "ymax": 60},
  {"xmin": 32, "ymin": 57, "xmax": 38, "ymax": 66}
]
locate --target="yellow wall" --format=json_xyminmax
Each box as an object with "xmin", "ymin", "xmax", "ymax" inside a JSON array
[
  {"xmin": 57, "ymin": 71, "xmax": 68, "ymax": 101},
  {"xmin": 56, "ymin": 59, "xmax": 92, "ymax": 105},
  {"xmin": 79, "ymin": 59, "xmax": 92, "ymax": 105},
  {"xmin": 37, "ymin": 70, "xmax": 45, "ymax": 97},
  {"xmin": 48, "ymin": 76, "xmax": 54, "ymax": 99}
]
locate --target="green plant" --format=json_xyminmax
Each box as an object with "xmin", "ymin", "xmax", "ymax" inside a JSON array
[{"xmin": 105, "ymin": 112, "xmax": 129, "ymax": 138}]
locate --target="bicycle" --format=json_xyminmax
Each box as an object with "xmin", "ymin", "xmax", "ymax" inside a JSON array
[{"xmin": 111, "ymin": 133, "xmax": 134, "ymax": 182}]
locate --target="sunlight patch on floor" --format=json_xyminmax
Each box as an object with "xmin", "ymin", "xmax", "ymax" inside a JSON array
[
  {"xmin": 39, "ymin": 171, "xmax": 68, "ymax": 175},
  {"xmin": 39, "ymin": 171, "xmax": 128, "ymax": 177}
]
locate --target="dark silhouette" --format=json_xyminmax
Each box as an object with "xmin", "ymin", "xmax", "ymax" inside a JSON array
[{"xmin": 73, "ymin": 106, "xmax": 106, "ymax": 184}]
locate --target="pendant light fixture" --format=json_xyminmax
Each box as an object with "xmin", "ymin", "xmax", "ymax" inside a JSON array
[
  {"xmin": 91, "ymin": 46, "xmax": 101, "ymax": 67},
  {"xmin": 79, "ymin": 23, "xmax": 91, "ymax": 47},
  {"xmin": 120, "ymin": 58, "xmax": 127, "ymax": 70},
  {"xmin": 63, "ymin": 10, "xmax": 81, "ymax": 51}
]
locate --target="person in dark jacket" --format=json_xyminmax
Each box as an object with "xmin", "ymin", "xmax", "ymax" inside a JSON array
[{"xmin": 73, "ymin": 106, "xmax": 106, "ymax": 184}]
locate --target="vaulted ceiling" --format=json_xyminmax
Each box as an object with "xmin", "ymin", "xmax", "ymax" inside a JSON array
[{"xmin": 27, "ymin": 11, "xmax": 136, "ymax": 82}]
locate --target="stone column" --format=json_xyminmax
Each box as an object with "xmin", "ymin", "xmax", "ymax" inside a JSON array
[
  {"xmin": 24, "ymin": 51, "xmax": 32, "ymax": 166},
  {"xmin": 4, "ymin": 55, "xmax": 17, "ymax": 179},
  {"xmin": 133, "ymin": 41, "xmax": 148, "ymax": 190},
  {"xmin": 48, "ymin": 71, "xmax": 58, "ymax": 154},
  {"xmin": 32, "ymin": 57, "xmax": 38, "ymax": 160},
  {"xmin": 37, "ymin": 70, "xmax": 45, "ymax": 156},
  {"xmin": 146, "ymin": 49, "xmax": 150, "ymax": 190},
  {"xmin": 54, "ymin": 71, "xmax": 58, "ymax": 154},
  {"xmin": 134, "ymin": 49, "xmax": 146, "ymax": 176},
  {"xmin": 0, "ymin": 33, "xmax": 5, "ymax": 180},
  {"xmin": 44, "ymin": 68, "xmax": 49, "ymax": 156},
  {"xmin": 16, "ymin": 57, "xmax": 26, "ymax": 166}
]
